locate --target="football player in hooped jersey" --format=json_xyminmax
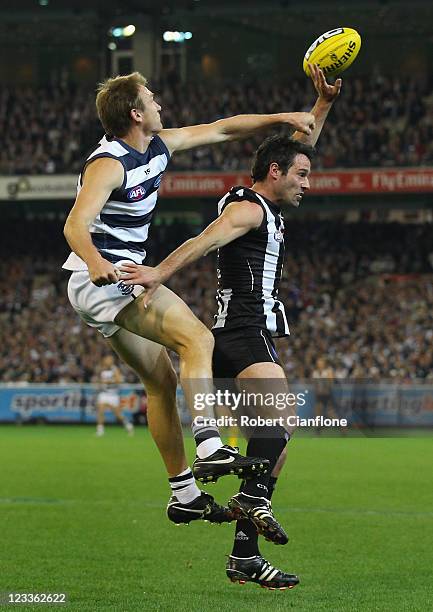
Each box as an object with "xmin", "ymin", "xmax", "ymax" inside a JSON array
[
  {"xmin": 119, "ymin": 64, "xmax": 342, "ymax": 589},
  {"xmin": 63, "ymin": 71, "xmax": 317, "ymax": 526}
]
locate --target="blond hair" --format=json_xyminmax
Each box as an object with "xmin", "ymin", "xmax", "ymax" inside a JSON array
[{"xmin": 95, "ymin": 72, "xmax": 147, "ymax": 137}]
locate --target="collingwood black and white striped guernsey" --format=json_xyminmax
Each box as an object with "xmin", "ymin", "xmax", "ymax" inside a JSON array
[
  {"xmin": 63, "ymin": 134, "xmax": 170, "ymax": 270},
  {"xmin": 212, "ymin": 186, "xmax": 289, "ymax": 337}
]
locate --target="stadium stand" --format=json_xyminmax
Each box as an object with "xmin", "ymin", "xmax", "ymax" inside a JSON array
[
  {"xmin": 1, "ymin": 219, "xmax": 432, "ymax": 383},
  {"xmin": 1, "ymin": 73, "xmax": 433, "ymax": 175}
]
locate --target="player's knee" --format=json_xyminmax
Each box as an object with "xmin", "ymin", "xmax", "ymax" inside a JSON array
[{"xmin": 182, "ymin": 324, "xmax": 214, "ymax": 356}]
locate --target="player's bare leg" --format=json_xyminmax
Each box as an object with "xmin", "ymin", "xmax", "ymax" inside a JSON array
[
  {"xmin": 114, "ymin": 285, "xmax": 269, "ymax": 481},
  {"xmin": 109, "ymin": 328, "xmax": 186, "ymax": 477},
  {"xmin": 112, "ymin": 404, "xmax": 134, "ymax": 435},
  {"xmin": 96, "ymin": 402, "xmax": 106, "ymax": 436},
  {"xmin": 108, "ymin": 328, "xmax": 232, "ymax": 524}
]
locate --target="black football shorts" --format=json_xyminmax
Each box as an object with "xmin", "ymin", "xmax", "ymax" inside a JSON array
[{"xmin": 212, "ymin": 326, "xmax": 282, "ymax": 379}]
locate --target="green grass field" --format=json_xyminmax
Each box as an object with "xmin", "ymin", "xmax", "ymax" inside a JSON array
[{"xmin": 1, "ymin": 426, "xmax": 432, "ymax": 611}]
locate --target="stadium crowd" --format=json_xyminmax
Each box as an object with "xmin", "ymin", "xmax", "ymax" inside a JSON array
[
  {"xmin": 1, "ymin": 218, "xmax": 433, "ymax": 383},
  {"xmin": 1, "ymin": 72, "xmax": 433, "ymax": 175}
]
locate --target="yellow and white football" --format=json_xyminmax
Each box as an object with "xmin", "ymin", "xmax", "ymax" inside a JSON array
[{"xmin": 303, "ymin": 27, "xmax": 361, "ymax": 78}]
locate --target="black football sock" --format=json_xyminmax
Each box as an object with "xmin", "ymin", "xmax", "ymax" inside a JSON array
[
  {"xmin": 231, "ymin": 516, "xmax": 260, "ymax": 558},
  {"xmin": 231, "ymin": 428, "xmax": 288, "ymax": 558},
  {"xmin": 241, "ymin": 425, "xmax": 289, "ymax": 498},
  {"xmin": 231, "ymin": 480, "xmax": 260, "ymax": 558},
  {"xmin": 267, "ymin": 475, "xmax": 278, "ymax": 501}
]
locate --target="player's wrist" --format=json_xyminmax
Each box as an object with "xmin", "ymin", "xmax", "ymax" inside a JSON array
[
  {"xmin": 283, "ymin": 112, "xmax": 299, "ymax": 127},
  {"xmin": 154, "ymin": 265, "xmax": 167, "ymax": 284},
  {"xmin": 86, "ymin": 253, "xmax": 108, "ymax": 272},
  {"xmin": 316, "ymin": 96, "xmax": 335, "ymax": 108}
]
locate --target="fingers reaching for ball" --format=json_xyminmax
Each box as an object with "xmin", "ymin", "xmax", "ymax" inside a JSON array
[{"xmin": 308, "ymin": 63, "xmax": 342, "ymax": 103}]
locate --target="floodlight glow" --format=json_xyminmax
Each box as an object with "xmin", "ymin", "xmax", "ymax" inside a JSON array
[
  {"xmin": 163, "ymin": 31, "xmax": 193, "ymax": 43},
  {"xmin": 123, "ymin": 25, "xmax": 136, "ymax": 37}
]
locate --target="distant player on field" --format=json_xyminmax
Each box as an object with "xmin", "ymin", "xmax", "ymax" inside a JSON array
[
  {"xmin": 94, "ymin": 354, "xmax": 134, "ymax": 437},
  {"xmin": 119, "ymin": 64, "xmax": 341, "ymax": 588},
  {"xmin": 63, "ymin": 71, "xmax": 316, "ymax": 525}
]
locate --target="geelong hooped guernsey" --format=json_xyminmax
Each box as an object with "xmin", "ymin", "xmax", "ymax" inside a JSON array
[
  {"xmin": 63, "ymin": 134, "xmax": 170, "ymax": 270},
  {"xmin": 100, "ymin": 367, "xmax": 119, "ymax": 392},
  {"xmin": 213, "ymin": 186, "xmax": 290, "ymax": 337}
]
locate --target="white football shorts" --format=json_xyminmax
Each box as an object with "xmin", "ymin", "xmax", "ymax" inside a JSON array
[
  {"xmin": 67, "ymin": 264, "xmax": 144, "ymax": 338},
  {"xmin": 97, "ymin": 391, "xmax": 120, "ymax": 408}
]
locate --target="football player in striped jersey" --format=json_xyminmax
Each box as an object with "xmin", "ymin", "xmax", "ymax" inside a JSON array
[
  {"xmin": 119, "ymin": 64, "xmax": 342, "ymax": 588},
  {"xmin": 63, "ymin": 71, "xmax": 316, "ymax": 524}
]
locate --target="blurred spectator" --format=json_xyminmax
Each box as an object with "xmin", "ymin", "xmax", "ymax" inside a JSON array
[
  {"xmin": 1, "ymin": 73, "xmax": 433, "ymax": 175},
  {"xmin": 1, "ymin": 218, "xmax": 433, "ymax": 383}
]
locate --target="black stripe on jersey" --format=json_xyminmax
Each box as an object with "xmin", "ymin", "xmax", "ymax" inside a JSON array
[
  {"xmin": 113, "ymin": 135, "xmax": 170, "ymax": 161},
  {"xmin": 110, "ymin": 171, "xmax": 163, "ymax": 204},
  {"xmin": 100, "ymin": 210, "xmax": 154, "ymax": 228},
  {"xmin": 149, "ymin": 135, "xmax": 170, "ymax": 158},
  {"xmin": 91, "ymin": 233, "xmax": 146, "ymax": 254},
  {"xmin": 98, "ymin": 250, "xmax": 145, "ymax": 264}
]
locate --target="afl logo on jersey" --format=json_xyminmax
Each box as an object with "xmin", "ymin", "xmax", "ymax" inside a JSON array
[
  {"xmin": 127, "ymin": 185, "xmax": 146, "ymax": 201},
  {"xmin": 117, "ymin": 281, "xmax": 134, "ymax": 296}
]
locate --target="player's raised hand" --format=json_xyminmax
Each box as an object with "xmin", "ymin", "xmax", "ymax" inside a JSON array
[
  {"xmin": 308, "ymin": 62, "xmax": 342, "ymax": 103},
  {"xmin": 119, "ymin": 262, "xmax": 162, "ymax": 306},
  {"xmin": 285, "ymin": 112, "xmax": 316, "ymax": 136},
  {"xmin": 88, "ymin": 258, "xmax": 120, "ymax": 286}
]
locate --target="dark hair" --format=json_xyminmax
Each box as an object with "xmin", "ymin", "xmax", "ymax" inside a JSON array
[
  {"xmin": 251, "ymin": 135, "xmax": 315, "ymax": 182},
  {"xmin": 96, "ymin": 72, "xmax": 147, "ymax": 137}
]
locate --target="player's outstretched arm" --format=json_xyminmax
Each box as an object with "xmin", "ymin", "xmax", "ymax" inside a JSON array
[
  {"xmin": 64, "ymin": 158, "xmax": 124, "ymax": 287},
  {"xmin": 159, "ymin": 112, "xmax": 315, "ymax": 154},
  {"xmin": 293, "ymin": 62, "xmax": 342, "ymax": 147},
  {"xmin": 119, "ymin": 201, "xmax": 263, "ymax": 305}
]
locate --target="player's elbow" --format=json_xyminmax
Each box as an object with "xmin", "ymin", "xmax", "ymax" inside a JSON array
[
  {"xmin": 63, "ymin": 217, "xmax": 72, "ymax": 241},
  {"xmin": 63, "ymin": 213, "xmax": 85, "ymax": 244},
  {"xmin": 212, "ymin": 119, "xmax": 233, "ymax": 142}
]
